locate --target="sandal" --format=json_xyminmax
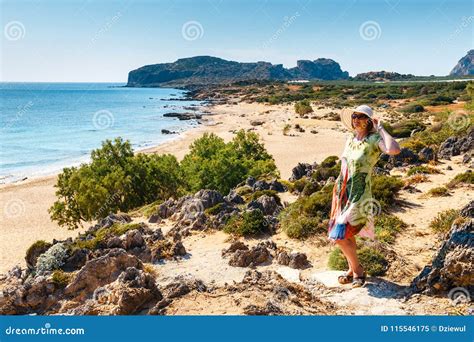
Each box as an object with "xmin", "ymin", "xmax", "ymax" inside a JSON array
[
  {"xmin": 351, "ymin": 271, "xmax": 366, "ymax": 288},
  {"xmin": 337, "ymin": 271, "xmax": 353, "ymax": 285}
]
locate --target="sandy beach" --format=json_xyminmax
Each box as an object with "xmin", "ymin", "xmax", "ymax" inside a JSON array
[{"xmin": 0, "ymin": 101, "xmax": 351, "ymax": 273}]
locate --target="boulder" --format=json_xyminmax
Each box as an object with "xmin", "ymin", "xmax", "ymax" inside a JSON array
[
  {"xmin": 289, "ymin": 163, "xmax": 314, "ymax": 181},
  {"xmin": 411, "ymin": 216, "xmax": 473, "ymax": 294},
  {"xmin": 228, "ymin": 244, "xmax": 271, "ymax": 267},
  {"xmin": 64, "ymin": 248, "xmax": 142, "ymax": 300}
]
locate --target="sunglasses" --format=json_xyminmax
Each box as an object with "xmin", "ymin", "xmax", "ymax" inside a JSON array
[{"xmin": 352, "ymin": 113, "xmax": 369, "ymax": 120}]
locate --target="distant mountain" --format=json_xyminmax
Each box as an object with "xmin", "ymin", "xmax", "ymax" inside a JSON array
[
  {"xmin": 353, "ymin": 71, "xmax": 415, "ymax": 82},
  {"xmin": 450, "ymin": 50, "xmax": 474, "ymax": 76},
  {"xmin": 126, "ymin": 56, "xmax": 349, "ymax": 87}
]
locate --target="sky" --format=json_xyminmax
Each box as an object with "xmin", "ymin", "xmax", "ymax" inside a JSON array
[{"xmin": 1, "ymin": 0, "xmax": 473, "ymax": 82}]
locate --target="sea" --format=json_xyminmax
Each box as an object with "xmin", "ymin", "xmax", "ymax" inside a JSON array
[{"xmin": 0, "ymin": 82, "xmax": 204, "ymax": 184}]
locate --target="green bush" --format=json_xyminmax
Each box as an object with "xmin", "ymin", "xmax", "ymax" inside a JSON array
[
  {"xmin": 374, "ymin": 214, "xmax": 407, "ymax": 244},
  {"xmin": 181, "ymin": 130, "xmax": 278, "ymax": 195},
  {"xmin": 311, "ymin": 156, "xmax": 341, "ymax": 181},
  {"xmin": 427, "ymin": 186, "xmax": 450, "ymax": 197},
  {"xmin": 328, "ymin": 246, "xmax": 389, "ymax": 276},
  {"xmin": 224, "ymin": 209, "xmax": 269, "ymax": 236},
  {"xmin": 447, "ymin": 171, "xmax": 474, "ymax": 188},
  {"xmin": 406, "ymin": 165, "xmax": 441, "ymax": 176},
  {"xmin": 49, "ymin": 138, "xmax": 183, "ymax": 229},
  {"xmin": 51, "ymin": 270, "xmax": 72, "ymax": 288},
  {"xmin": 279, "ymin": 184, "xmax": 333, "ymax": 239},
  {"xmin": 383, "ymin": 120, "xmax": 426, "ymax": 138},
  {"xmin": 429, "ymin": 209, "xmax": 459, "ymax": 234},
  {"xmin": 401, "ymin": 104, "xmax": 425, "ymax": 113},
  {"xmin": 371, "ymin": 175, "xmax": 404, "ymax": 210},
  {"xmin": 294, "ymin": 100, "xmax": 313, "ymax": 116}
]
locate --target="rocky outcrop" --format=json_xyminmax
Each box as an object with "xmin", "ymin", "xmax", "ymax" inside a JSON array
[
  {"xmin": 64, "ymin": 248, "xmax": 143, "ymax": 300},
  {"xmin": 450, "ymin": 50, "xmax": 474, "ymax": 76},
  {"xmin": 127, "ymin": 56, "xmax": 349, "ymax": 88},
  {"xmin": 411, "ymin": 201, "xmax": 473, "ymax": 294},
  {"xmin": 353, "ymin": 71, "xmax": 415, "ymax": 82},
  {"xmin": 437, "ymin": 129, "xmax": 474, "ymax": 160}
]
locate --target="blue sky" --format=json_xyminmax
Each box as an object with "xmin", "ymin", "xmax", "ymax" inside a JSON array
[{"xmin": 1, "ymin": 0, "xmax": 472, "ymax": 82}]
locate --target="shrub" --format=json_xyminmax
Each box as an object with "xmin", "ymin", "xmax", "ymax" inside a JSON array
[
  {"xmin": 224, "ymin": 209, "xmax": 269, "ymax": 236},
  {"xmin": 25, "ymin": 240, "xmax": 52, "ymax": 266},
  {"xmin": 429, "ymin": 209, "xmax": 459, "ymax": 234},
  {"xmin": 401, "ymin": 104, "xmax": 425, "ymax": 113},
  {"xmin": 383, "ymin": 120, "xmax": 426, "ymax": 138},
  {"xmin": 328, "ymin": 246, "xmax": 388, "ymax": 276},
  {"xmin": 371, "ymin": 175, "xmax": 404, "ymax": 209},
  {"xmin": 294, "ymin": 100, "xmax": 313, "ymax": 116},
  {"xmin": 427, "ymin": 186, "xmax": 450, "ymax": 197},
  {"xmin": 36, "ymin": 243, "xmax": 69, "ymax": 275},
  {"xmin": 49, "ymin": 138, "xmax": 183, "ymax": 229},
  {"xmin": 374, "ymin": 214, "xmax": 408, "ymax": 244},
  {"xmin": 406, "ymin": 165, "xmax": 441, "ymax": 176},
  {"xmin": 311, "ymin": 156, "xmax": 341, "ymax": 181},
  {"xmin": 447, "ymin": 171, "xmax": 474, "ymax": 188},
  {"xmin": 51, "ymin": 270, "xmax": 72, "ymax": 288},
  {"xmin": 181, "ymin": 130, "xmax": 278, "ymax": 195},
  {"xmin": 301, "ymin": 184, "xmax": 334, "ymax": 217},
  {"xmin": 283, "ymin": 124, "xmax": 291, "ymax": 136}
]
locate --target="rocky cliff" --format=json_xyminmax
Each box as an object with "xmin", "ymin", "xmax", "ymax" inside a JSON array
[
  {"xmin": 450, "ymin": 50, "xmax": 474, "ymax": 76},
  {"xmin": 127, "ymin": 56, "xmax": 349, "ymax": 87}
]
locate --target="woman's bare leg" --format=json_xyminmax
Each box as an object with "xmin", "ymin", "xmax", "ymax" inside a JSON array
[{"xmin": 336, "ymin": 236, "xmax": 363, "ymax": 277}]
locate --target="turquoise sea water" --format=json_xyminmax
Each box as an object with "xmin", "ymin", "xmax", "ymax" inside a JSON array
[{"xmin": 0, "ymin": 83, "xmax": 202, "ymax": 183}]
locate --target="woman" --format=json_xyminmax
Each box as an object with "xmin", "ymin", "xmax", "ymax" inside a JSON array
[{"xmin": 328, "ymin": 105, "xmax": 400, "ymax": 288}]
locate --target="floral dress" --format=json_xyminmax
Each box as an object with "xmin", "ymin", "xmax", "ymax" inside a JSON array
[{"xmin": 327, "ymin": 132, "xmax": 383, "ymax": 241}]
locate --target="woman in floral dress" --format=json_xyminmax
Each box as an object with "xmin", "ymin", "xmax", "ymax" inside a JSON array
[{"xmin": 328, "ymin": 105, "xmax": 401, "ymax": 287}]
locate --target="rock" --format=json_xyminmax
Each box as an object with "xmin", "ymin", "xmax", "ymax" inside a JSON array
[
  {"xmin": 148, "ymin": 299, "xmax": 172, "ymax": 315},
  {"xmin": 89, "ymin": 213, "xmax": 132, "ymax": 233},
  {"xmin": 269, "ymin": 179, "xmax": 286, "ymax": 192},
  {"xmin": 148, "ymin": 214, "xmax": 161, "ymax": 223},
  {"xmin": 172, "ymin": 241, "xmax": 187, "ymax": 256},
  {"xmin": 460, "ymin": 201, "xmax": 474, "ymax": 218},
  {"xmin": 123, "ymin": 230, "xmax": 145, "ymax": 250},
  {"xmin": 61, "ymin": 248, "xmax": 89, "ymax": 272},
  {"xmin": 224, "ymin": 190, "xmax": 245, "ymax": 204},
  {"xmin": 252, "ymin": 180, "xmax": 270, "ymax": 191},
  {"xmin": 161, "ymin": 129, "xmax": 176, "ymax": 134},
  {"xmin": 228, "ymin": 244, "xmax": 271, "ymax": 267},
  {"xmin": 437, "ymin": 129, "xmax": 474, "ymax": 160},
  {"xmin": 163, "ymin": 112, "xmax": 202, "ymax": 120},
  {"xmin": 411, "ymin": 218, "xmax": 473, "ymax": 293},
  {"xmin": 222, "ymin": 241, "xmax": 249, "ymax": 256},
  {"xmin": 276, "ymin": 250, "xmax": 290, "ymax": 266},
  {"xmin": 64, "ymin": 248, "xmax": 142, "ymax": 300},
  {"xmin": 289, "ymin": 163, "xmax": 314, "ymax": 181},
  {"xmin": 246, "ymin": 176, "xmax": 256, "ymax": 187},
  {"xmin": 380, "ymin": 148, "xmax": 419, "ymax": 168},
  {"xmin": 93, "ymin": 267, "xmax": 162, "ymax": 315},
  {"xmin": 25, "ymin": 241, "xmax": 52, "ymax": 270},
  {"xmin": 288, "ymin": 252, "xmax": 309, "ymax": 269},
  {"xmin": 253, "ymin": 195, "xmax": 280, "ymax": 216},
  {"xmin": 194, "ymin": 189, "xmax": 224, "ymax": 209},
  {"xmin": 450, "ymin": 49, "xmax": 474, "ymax": 76},
  {"xmin": 243, "ymin": 301, "xmax": 283, "ymax": 315},
  {"xmin": 162, "ymin": 275, "xmax": 207, "ymax": 299},
  {"xmin": 250, "ymin": 120, "xmax": 264, "ymax": 126},
  {"xmin": 418, "ymin": 147, "xmax": 435, "ymax": 162},
  {"xmin": 107, "ymin": 236, "xmax": 123, "ymax": 249}
]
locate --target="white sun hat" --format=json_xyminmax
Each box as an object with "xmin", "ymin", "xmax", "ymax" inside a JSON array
[{"xmin": 340, "ymin": 105, "xmax": 376, "ymax": 133}]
